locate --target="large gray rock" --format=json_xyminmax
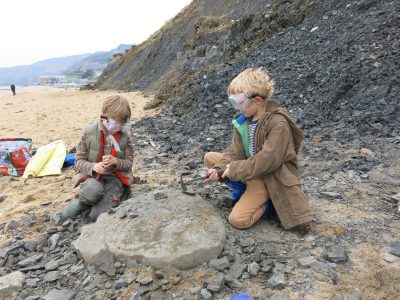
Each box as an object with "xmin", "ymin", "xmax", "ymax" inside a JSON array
[
  {"xmin": 74, "ymin": 190, "xmax": 226, "ymax": 270},
  {"xmin": 0, "ymin": 271, "xmax": 26, "ymax": 297}
]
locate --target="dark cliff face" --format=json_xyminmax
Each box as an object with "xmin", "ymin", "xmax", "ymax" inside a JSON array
[
  {"xmin": 94, "ymin": 0, "xmax": 269, "ymax": 91},
  {"xmin": 96, "ymin": 0, "xmax": 400, "ymax": 141}
]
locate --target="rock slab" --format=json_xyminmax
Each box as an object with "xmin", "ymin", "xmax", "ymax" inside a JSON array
[
  {"xmin": 74, "ymin": 189, "xmax": 226, "ymax": 270},
  {"xmin": 0, "ymin": 271, "xmax": 26, "ymax": 297}
]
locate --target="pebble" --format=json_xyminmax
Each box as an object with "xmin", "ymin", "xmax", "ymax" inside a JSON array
[
  {"xmin": 45, "ymin": 260, "xmax": 59, "ymax": 271},
  {"xmin": 267, "ymin": 272, "xmax": 286, "ymax": 289},
  {"xmin": 189, "ymin": 286, "xmax": 202, "ymax": 294},
  {"xmin": 206, "ymin": 272, "xmax": 225, "ymax": 292},
  {"xmin": 324, "ymin": 245, "xmax": 348, "ymax": 263},
  {"xmin": 115, "ymin": 277, "xmax": 129, "ymax": 289},
  {"xmin": 388, "ymin": 240, "xmax": 400, "ymax": 257},
  {"xmin": 24, "ymin": 240, "xmax": 38, "ymax": 252},
  {"xmin": 320, "ymin": 192, "xmax": 341, "ymax": 198},
  {"xmin": 310, "ymin": 262, "xmax": 339, "ymax": 282},
  {"xmin": 208, "ymin": 256, "xmax": 230, "ymax": 271},
  {"xmin": 26, "ymin": 277, "xmax": 41, "ymax": 287},
  {"xmin": 224, "ymin": 275, "xmax": 243, "ymax": 289},
  {"xmin": 51, "ymin": 213, "xmax": 63, "ymax": 225},
  {"xmin": 5, "ymin": 220, "xmax": 18, "ymax": 231},
  {"xmin": 248, "ymin": 262, "xmax": 260, "ymax": 276},
  {"xmin": 48, "ymin": 233, "xmax": 60, "ymax": 251},
  {"xmin": 201, "ymin": 288, "xmax": 212, "ymax": 300},
  {"xmin": 240, "ymin": 237, "xmax": 255, "ymax": 247},
  {"xmin": 129, "ymin": 292, "xmax": 142, "ymax": 300},
  {"xmin": 43, "ymin": 288, "xmax": 75, "ymax": 300},
  {"xmin": 383, "ymin": 252, "xmax": 400, "ymax": 263},
  {"xmin": 228, "ymin": 260, "xmax": 247, "ymax": 279},
  {"xmin": 298, "ymin": 256, "xmax": 317, "ymax": 267},
  {"xmin": 136, "ymin": 273, "xmax": 153, "ymax": 285},
  {"xmin": 153, "ymin": 190, "xmax": 168, "ymax": 200},
  {"xmin": 43, "ymin": 271, "xmax": 60, "ymax": 282},
  {"xmin": 17, "ymin": 254, "xmax": 43, "ymax": 267}
]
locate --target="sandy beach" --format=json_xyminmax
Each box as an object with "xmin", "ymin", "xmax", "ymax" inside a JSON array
[{"xmin": 0, "ymin": 86, "xmax": 156, "ymax": 244}]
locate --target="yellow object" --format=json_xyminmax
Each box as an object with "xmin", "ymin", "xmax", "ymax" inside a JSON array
[
  {"xmin": 312, "ymin": 136, "xmax": 322, "ymax": 142},
  {"xmin": 23, "ymin": 140, "xmax": 67, "ymax": 178}
]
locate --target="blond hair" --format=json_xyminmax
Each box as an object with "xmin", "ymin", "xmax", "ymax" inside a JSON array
[
  {"xmin": 102, "ymin": 95, "xmax": 131, "ymax": 122},
  {"xmin": 227, "ymin": 67, "xmax": 275, "ymax": 100}
]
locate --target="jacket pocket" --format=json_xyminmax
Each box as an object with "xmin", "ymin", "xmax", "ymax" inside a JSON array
[
  {"xmin": 279, "ymin": 164, "xmax": 301, "ymax": 186},
  {"xmin": 279, "ymin": 164, "xmax": 309, "ymax": 216}
]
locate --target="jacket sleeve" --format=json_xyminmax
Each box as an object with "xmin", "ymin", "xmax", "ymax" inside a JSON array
[
  {"xmin": 214, "ymin": 129, "xmax": 246, "ymax": 169},
  {"xmin": 74, "ymin": 132, "xmax": 96, "ymax": 176},
  {"xmin": 115, "ymin": 134, "xmax": 134, "ymax": 172},
  {"xmin": 228, "ymin": 121, "xmax": 292, "ymax": 182}
]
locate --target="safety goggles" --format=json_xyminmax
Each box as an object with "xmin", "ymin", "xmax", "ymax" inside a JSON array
[
  {"xmin": 101, "ymin": 115, "xmax": 130, "ymax": 133},
  {"xmin": 228, "ymin": 93, "xmax": 260, "ymax": 111}
]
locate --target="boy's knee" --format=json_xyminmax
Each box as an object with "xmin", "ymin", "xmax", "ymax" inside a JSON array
[
  {"xmin": 79, "ymin": 178, "xmax": 104, "ymax": 205},
  {"xmin": 204, "ymin": 152, "xmax": 213, "ymax": 166},
  {"xmin": 228, "ymin": 211, "xmax": 251, "ymax": 229}
]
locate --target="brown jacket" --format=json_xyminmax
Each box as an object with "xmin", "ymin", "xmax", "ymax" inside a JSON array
[{"xmin": 215, "ymin": 99, "xmax": 314, "ymax": 229}]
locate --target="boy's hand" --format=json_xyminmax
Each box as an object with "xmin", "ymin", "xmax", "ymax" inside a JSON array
[
  {"xmin": 93, "ymin": 162, "xmax": 107, "ymax": 175},
  {"xmin": 221, "ymin": 165, "xmax": 230, "ymax": 179},
  {"xmin": 206, "ymin": 169, "xmax": 220, "ymax": 182},
  {"xmin": 102, "ymin": 155, "xmax": 117, "ymax": 168}
]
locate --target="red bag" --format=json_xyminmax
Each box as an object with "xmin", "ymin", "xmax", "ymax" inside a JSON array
[{"xmin": 10, "ymin": 146, "xmax": 32, "ymax": 176}]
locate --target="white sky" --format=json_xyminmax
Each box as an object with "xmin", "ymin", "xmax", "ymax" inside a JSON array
[{"xmin": 0, "ymin": 0, "xmax": 192, "ymax": 68}]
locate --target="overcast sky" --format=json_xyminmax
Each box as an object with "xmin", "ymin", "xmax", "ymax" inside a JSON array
[{"xmin": 0, "ymin": 0, "xmax": 192, "ymax": 68}]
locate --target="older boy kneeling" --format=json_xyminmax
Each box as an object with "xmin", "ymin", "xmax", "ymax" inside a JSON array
[{"xmin": 205, "ymin": 68, "xmax": 314, "ymax": 230}]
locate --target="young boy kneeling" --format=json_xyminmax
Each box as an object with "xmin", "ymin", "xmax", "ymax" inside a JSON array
[
  {"xmin": 63, "ymin": 95, "xmax": 135, "ymax": 221},
  {"xmin": 205, "ymin": 68, "xmax": 313, "ymax": 230}
]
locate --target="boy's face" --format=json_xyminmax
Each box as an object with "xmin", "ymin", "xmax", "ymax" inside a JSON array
[{"xmin": 242, "ymin": 99, "xmax": 258, "ymax": 118}]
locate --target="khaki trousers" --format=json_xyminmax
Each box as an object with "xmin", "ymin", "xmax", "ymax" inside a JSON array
[{"xmin": 204, "ymin": 152, "xmax": 270, "ymax": 229}]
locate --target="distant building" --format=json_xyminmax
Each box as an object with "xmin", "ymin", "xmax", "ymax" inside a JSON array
[{"xmin": 39, "ymin": 75, "xmax": 68, "ymax": 86}]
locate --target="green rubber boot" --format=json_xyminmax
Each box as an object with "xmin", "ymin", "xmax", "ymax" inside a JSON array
[{"xmin": 62, "ymin": 199, "xmax": 90, "ymax": 219}]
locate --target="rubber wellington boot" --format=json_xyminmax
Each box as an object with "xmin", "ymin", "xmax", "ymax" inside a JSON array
[{"xmin": 62, "ymin": 199, "xmax": 90, "ymax": 219}]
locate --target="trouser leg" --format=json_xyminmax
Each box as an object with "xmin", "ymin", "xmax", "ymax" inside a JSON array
[
  {"xmin": 89, "ymin": 175, "xmax": 124, "ymax": 221},
  {"xmin": 204, "ymin": 152, "xmax": 224, "ymax": 169},
  {"xmin": 228, "ymin": 178, "xmax": 270, "ymax": 229}
]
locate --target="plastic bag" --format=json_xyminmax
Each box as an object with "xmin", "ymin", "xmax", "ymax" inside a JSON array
[
  {"xmin": 0, "ymin": 138, "xmax": 32, "ymax": 176},
  {"xmin": 10, "ymin": 146, "xmax": 32, "ymax": 176},
  {"xmin": 23, "ymin": 140, "xmax": 67, "ymax": 178},
  {"xmin": 63, "ymin": 153, "xmax": 76, "ymax": 167}
]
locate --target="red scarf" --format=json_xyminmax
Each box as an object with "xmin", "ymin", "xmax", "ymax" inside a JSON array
[{"xmin": 97, "ymin": 131, "xmax": 130, "ymax": 186}]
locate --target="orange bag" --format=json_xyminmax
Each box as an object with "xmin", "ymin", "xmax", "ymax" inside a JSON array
[{"xmin": 10, "ymin": 146, "xmax": 32, "ymax": 176}]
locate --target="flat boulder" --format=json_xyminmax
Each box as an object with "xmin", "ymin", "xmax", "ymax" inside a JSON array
[
  {"xmin": 73, "ymin": 189, "xmax": 226, "ymax": 270},
  {"xmin": 0, "ymin": 271, "xmax": 26, "ymax": 298}
]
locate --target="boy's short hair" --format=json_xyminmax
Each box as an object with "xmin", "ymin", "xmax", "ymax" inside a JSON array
[
  {"xmin": 227, "ymin": 67, "xmax": 275, "ymax": 100},
  {"xmin": 102, "ymin": 95, "xmax": 131, "ymax": 122}
]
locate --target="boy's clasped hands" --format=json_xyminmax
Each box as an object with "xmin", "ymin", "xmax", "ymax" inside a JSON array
[{"xmin": 93, "ymin": 155, "xmax": 117, "ymax": 175}]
